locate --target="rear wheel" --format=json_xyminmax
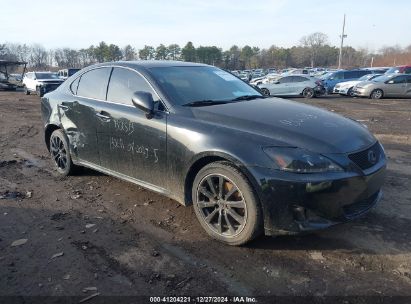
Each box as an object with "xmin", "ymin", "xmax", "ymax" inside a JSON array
[
  {"xmin": 192, "ymin": 162, "xmax": 263, "ymax": 246},
  {"xmin": 261, "ymin": 88, "xmax": 270, "ymax": 96},
  {"xmin": 49, "ymin": 129, "xmax": 74, "ymax": 176},
  {"xmin": 370, "ymin": 89, "xmax": 383, "ymax": 99},
  {"xmin": 302, "ymin": 87, "xmax": 314, "ymax": 98}
]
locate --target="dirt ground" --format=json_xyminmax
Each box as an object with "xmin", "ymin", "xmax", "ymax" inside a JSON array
[{"xmin": 0, "ymin": 90, "xmax": 410, "ymax": 301}]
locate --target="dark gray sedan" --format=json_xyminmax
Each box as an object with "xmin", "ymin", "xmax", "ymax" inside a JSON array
[{"xmin": 41, "ymin": 61, "xmax": 386, "ymax": 245}]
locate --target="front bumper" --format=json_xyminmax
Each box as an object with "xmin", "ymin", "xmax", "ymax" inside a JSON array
[
  {"xmin": 247, "ymin": 163, "xmax": 386, "ymax": 236},
  {"xmin": 333, "ymin": 87, "xmax": 349, "ymax": 95},
  {"xmin": 353, "ymin": 87, "xmax": 371, "ymax": 97}
]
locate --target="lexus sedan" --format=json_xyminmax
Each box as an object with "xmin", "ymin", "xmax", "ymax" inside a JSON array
[
  {"xmin": 41, "ymin": 61, "xmax": 386, "ymax": 245},
  {"xmin": 353, "ymin": 74, "xmax": 411, "ymax": 99}
]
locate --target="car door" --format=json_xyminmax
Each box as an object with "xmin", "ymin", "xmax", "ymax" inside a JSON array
[
  {"xmin": 60, "ymin": 67, "xmax": 112, "ymax": 165},
  {"xmin": 384, "ymin": 75, "xmax": 407, "ymax": 97},
  {"xmin": 269, "ymin": 76, "xmax": 293, "ymax": 95},
  {"xmin": 98, "ymin": 67, "xmax": 167, "ymax": 188},
  {"xmin": 405, "ymin": 75, "xmax": 411, "ymax": 97},
  {"xmin": 290, "ymin": 76, "xmax": 307, "ymax": 95}
]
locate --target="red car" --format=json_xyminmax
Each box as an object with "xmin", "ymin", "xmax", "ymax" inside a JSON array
[{"xmin": 385, "ymin": 65, "xmax": 411, "ymax": 74}]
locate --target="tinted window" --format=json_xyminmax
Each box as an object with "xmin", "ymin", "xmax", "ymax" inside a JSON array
[
  {"xmin": 70, "ymin": 77, "xmax": 80, "ymax": 94},
  {"xmin": 390, "ymin": 75, "xmax": 407, "ymax": 84},
  {"xmin": 404, "ymin": 67, "xmax": 411, "ymax": 74},
  {"xmin": 344, "ymin": 71, "xmax": 358, "ymax": 79},
  {"xmin": 332, "ymin": 72, "xmax": 343, "ymax": 80},
  {"xmin": 292, "ymin": 76, "xmax": 308, "ymax": 82},
  {"xmin": 406, "ymin": 75, "xmax": 411, "ymax": 83},
  {"xmin": 279, "ymin": 76, "xmax": 293, "ymax": 83},
  {"xmin": 77, "ymin": 68, "xmax": 112, "ymax": 100},
  {"xmin": 358, "ymin": 70, "xmax": 371, "ymax": 77},
  {"xmin": 107, "ymin": 68, "xmax": 159, "ymax": 105}
]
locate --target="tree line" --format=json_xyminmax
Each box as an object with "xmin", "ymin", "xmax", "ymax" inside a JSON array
[{"xmin": 1, "ymin": 32, "xmax": 410, "ymax": 71}]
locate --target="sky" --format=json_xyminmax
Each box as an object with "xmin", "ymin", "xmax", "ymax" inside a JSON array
[{"xmin": 2, "ymin": 0, "xmax": 410, "ymax": 52}]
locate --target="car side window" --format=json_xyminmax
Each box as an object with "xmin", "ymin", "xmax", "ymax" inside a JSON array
[
  {"xmin": 390, "ymin": 76, "xmax": 406, "ymax": 84},
  {"xmin": 406, "ymin": 75, "xmax": 411, "ymax": 84},
  {"xmin": 293, "ymin": 76, "xmax": 307, "ymax": 82},
  {"xmin": 344, "ymin": 71, "xmax": 357, "ymax": 79},
  {"xmin": 77, "ymin": 67, "xmax": 112, "ymax": 100},
  {"xmin": 107, "ymin": 67, "xmax": 161, "ymax": 106},
  {"xmin": 404, "ymin": 67, "xmax": 411, "ymax": 74},
  {"xmin": 278, "ymin": 76, "xmax": 292, "ymax": 84},
  {"xmin": 333, "ymin": 72, "xmax": 343, "ymax": 80}
]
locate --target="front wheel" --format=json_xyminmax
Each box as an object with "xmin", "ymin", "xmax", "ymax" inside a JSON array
[
  {"xmin": 49, "ymin": 129, "xmax": 74, "ymax": 176},
  {"xmin": 36, "ymin": 86, "xmax": 44, "ymax": 97},
  {"xmin": 192, "ymin": 162, "xmax": 263, "ymax": 246},
  {"xmin": 24, "ymin": 86, "xmax": 30, "ymax": 95},
  {"xmin": 347, "ymin": 87, "xmax": 355, "ymax": 97},
  {"xmin": 260, "ymin": 88, "xmax": 270, "ymax": 96},
  {"xmin": 370, "ymin": 89, "xmax": 383, "ymax": 99},
  {"xmin": 302, "ymin": 87, "xmax": 314, "ymax": 98}
]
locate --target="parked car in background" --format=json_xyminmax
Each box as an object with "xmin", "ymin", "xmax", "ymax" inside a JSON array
[
  {"xmin": 384, "ymin": 65, "xmax": 411, "ymax": 75},
  {"xmin": 258, "ymin": 75, "xmax": 324, "ymax": 98},
  {"xmin": 353, "ymin": 74, "xmax": 411, "ymax": 99},
  {"xmin": 333, "ymin": 74, "xmax": 382, "ymax": 96},
  {"xmin": 23, "ymin": 72, "xmax": 64, "ymax": 97},
  {"xmin": 58, "ymin": 68, "xmax": 80, "ymax": 80},
  {"xmin": 41, "ymin": 61, "xmax": 386, "ymax": 245},
  {"xmin": 282, "ymin": 68, "xmax": 309, "ymax": 76},
  {"xmin": 321, "ymin": 69, "xmax": 375, "ymax": 93}
]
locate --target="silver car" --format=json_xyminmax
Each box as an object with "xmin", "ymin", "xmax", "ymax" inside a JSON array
[
  {"xmin": 353, "ymin": 74, "xmax": 411, "ymax": 99},
  {"xmin": 258, "ymin": 75, "xmax": 324, "ymax": 98}
]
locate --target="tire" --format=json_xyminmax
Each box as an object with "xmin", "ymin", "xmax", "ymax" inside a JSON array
[
  {"xmin": 370, "ymin": 89, "xmax": 383, "ymax": 99},
  {"xmin": 36, "ymin": 86, "xmax": 43, "ymax": 97},
  {"xmin": 302, "ymin": 87, "xmax": 314, "ymax": 98},
  {"xmin": 49, "ymin": 129, "xmax": 74, "ymax": 176},
  {"xmin": 192, "ymin": 161, "xmax": 263, "ymax": 246},
  {"xmin": 24, "ymin": 86, "xmax": 30, "ymax": 95},
  {"xmin": 347, "ymin": 87, "xmax": 355, "ymax": 97},
  {"xmin": 261, "ymin": 88, "xmax": 270, "ymax": 96}
]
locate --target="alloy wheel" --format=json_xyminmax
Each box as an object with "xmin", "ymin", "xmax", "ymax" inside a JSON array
[
  {"xmin": 196, "ymin": 174, "xmax": 247, "ymax": 237},
  {"xmin": 50, "ymin": 135, "xmax": 68, "ymax": 171}
]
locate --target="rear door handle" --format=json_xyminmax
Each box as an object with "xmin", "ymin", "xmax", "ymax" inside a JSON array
[{"xmin": 96, "ymin": 112, "xmax": 111, "ymax": 121}]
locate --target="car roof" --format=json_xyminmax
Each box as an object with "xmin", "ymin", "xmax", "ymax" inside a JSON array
[{"xmin": 92, "ymin": 60, "xmax": 209, "ymax": 69}]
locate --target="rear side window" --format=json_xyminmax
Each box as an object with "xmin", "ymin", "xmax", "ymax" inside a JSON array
[
  {"xmin": 77, "ymin": 67, "xmax": 112, "ymax": 100},
  {"xmin": 107, "ymin": 67, "xmax": 159, "ymax": 105},
  {"xmin": 404, "ymin": 67, "xmax": 411, "ymax": 74}
]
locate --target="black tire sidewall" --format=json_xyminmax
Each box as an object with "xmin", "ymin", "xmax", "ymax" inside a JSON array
[
  {"xmin": 261, "ymin": 88, "xmax": 270, "ymax": 96},
  {"xmin": 192, "ymin": 162, "xmax": 262, "ymax": 245},
  {"xmin": 303, "ymin": 88, "xmax": 314, "ymax": 98},
  {"xmin": 50, "ymin": 129, "xmax": 73, "ymax": 176},
  {"xmin": 371, "ymin": 89, "xmax": 383, "ymax": 99}
]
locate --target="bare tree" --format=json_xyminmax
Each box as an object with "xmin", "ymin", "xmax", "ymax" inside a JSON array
[{"xmin": 300, "ymin": 32, "xmax": 329, "ymax": 67}]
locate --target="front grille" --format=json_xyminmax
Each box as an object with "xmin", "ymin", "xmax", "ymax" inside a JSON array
[
  {"xmin": 348, "ymin": 142, "xmax": 382, "ymax": 170},
  {"xmin": 343, "ymin": 191, "xmax": 380, "ymax": 219}
]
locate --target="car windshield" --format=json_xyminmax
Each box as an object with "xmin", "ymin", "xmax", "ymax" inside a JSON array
[
  {"xmin": 385, "ymin": 67, "xmax": 400, "ymax": 74},
  {"xmin": 149, "ymin": 66, "xmax": 262, "ymax": 106},
  {"xmin": 358, "ymin": 74, "xmax": 373, "ymax": 81},
  {"xmin": 36, "ymin": 73, "xmax": 59, "ymax": 79},
  {"xmin": 320, "ymin": 72, "xmax": 333, "ymax": 80},
  {"xmin": 371, "ymin": 75, "xmax": 395, "ymax": 82}
]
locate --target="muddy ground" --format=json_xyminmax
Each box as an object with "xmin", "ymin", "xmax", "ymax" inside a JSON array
[{"xmin": 0, "ymin": 90, "xmax": 410, "ymax": 302}]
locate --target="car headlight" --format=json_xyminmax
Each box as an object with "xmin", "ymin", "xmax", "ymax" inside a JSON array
[{"xmin": 263, "ymin": 147, "xmax": 343, "ymax": 173}]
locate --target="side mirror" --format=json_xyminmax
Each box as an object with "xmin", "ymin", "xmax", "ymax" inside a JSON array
[{"xmin": 132, "ymin": 91, "xmax": 154, "ymax": 118}]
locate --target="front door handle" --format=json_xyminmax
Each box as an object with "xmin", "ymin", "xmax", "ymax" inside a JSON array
[
  {"xmin": 58, "ymin": 104, "xmax": 69, "ymax": 111},
  {"xmin": 96, "ymin": 112, "xmax": 111, "ymax": 121}
]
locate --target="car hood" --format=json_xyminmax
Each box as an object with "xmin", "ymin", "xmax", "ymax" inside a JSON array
[{"xmin": 191, "ymin": 98, "xmax": 375, "ymax": 154}]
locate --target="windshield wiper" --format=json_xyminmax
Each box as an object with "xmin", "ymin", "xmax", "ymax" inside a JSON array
[
  {"xmin": 182, "ymin": 100, "xmax": 229, "ymax": 107},
  {"xmin": 230, "ymin": 95, "xmax": 264, "ymax": 101}
]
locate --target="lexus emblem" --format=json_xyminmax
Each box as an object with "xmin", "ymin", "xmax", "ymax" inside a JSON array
[{"xmin": 368, "ymin": 150, "xmax": 377, "ymax": 164}]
